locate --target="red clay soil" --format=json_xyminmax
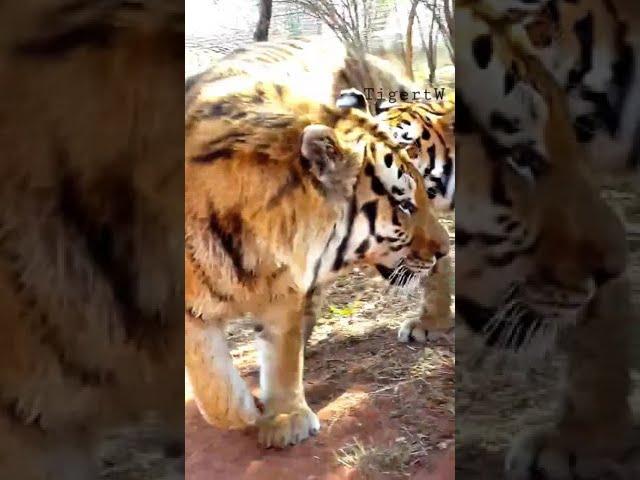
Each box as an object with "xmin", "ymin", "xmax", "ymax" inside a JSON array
[
  {"xmin": 186, "ymin": 394, "xmax": 453, "ymax": 480},
  {"xmin": 186, "ymin": 324, "xmax": 454, "ymax": 479},
  {"xmin": 186, "ymin": 267, "xmax": 455, "ymax": 480}
]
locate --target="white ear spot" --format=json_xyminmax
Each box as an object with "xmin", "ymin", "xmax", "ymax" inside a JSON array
[
  {"xmin": 506, "ymin": 157, "xmax": 535, "ymax": 184},
  {"xmin": 336, "ymin": 88, "xmax": 368, "ymax": 111}
]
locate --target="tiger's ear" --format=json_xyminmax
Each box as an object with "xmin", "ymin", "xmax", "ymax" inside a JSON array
[
  {"xmin": 300, "ymin": 124, "xmax": 359, "ymax": 199},
  {"xmin": 374, "ymin": 99, "xmax": 394, "ymax": 115},
  {"xmin": 336, "ymin": 88, "xmax": 369, "ymax": 111},
  {"xmin": 437, "ymin": 108, "xmax": 455, "ymax": 137}
]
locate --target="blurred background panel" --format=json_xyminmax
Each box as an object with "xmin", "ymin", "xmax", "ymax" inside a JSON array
[
  {"xmin": 0, "ymin": 2, "xmax": 185, "ymax": 479},
  {"xmin": 454, "ymin": 2, "xmax": 640, "ymax": 478}
]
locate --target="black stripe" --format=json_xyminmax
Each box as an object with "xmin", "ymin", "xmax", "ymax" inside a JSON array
[
  {"xmin": 452, "ymin": 229, "xmax": 508, "ymax": 246},
  {"xmin": 332, "ymin": 196, "xmax": 358, "ymax": 271},
  {"xmin": 455, "ymin": 228, "xmax": 472, "ymax": 247},
  {"xmin": 427, "ymin": 144, "xmax": 436, "ymax": 170},
  {"xmin": 14, "ymin": 23, "xmax": 115, "ymax": 57},
  {"xmin": 310, "ymin": 224, "xmax": 337, "ymax": 288},
  {"xmin": 504, "ymin": 65, "xmax": 517, "ymax": 95},
  {"xmin": 628, "ymin": 118, "xmax": 640, "ymax": 168},
  {"xmin": 191, "ymin": 148, "xmax": 234, "ymax": 163},
  {"xmin": 266, "ymin": 170, "xmax": 303, "ymax": 209},
  {"xmin": 355, "ymin": 239, "xmax": 370, "ymax": 256},
  {"xmin": 209, "ymin": 210, "xmax": 254, "ymax": 282},
  {"xmin": 471, "ymin": 34, "xmax": 493, "ymax": 69},
  {"xmin": 57, "ymin": 167, "xmax": 152, "ymax": 342},
  {"xmin": 456, "ymin": 296, "xmax": 541, "ymax": 350},
  {"xmin": 489, "ymin": 111, "xmax": 520, "ymax": 134},
  {"xmin": 456, "ymin": 296, "xmax": 494, "ymax": 333},
  {"xmin": 566, "ymin": 12, "xmax": 594, "ymax": 89},
  {"xmin": 361, "ymin": 200, "xmax": 378, "ymax": 235},
  {"xmin": 485, "ymin": 234, "xmax": 540, "ymax": 267},
  {"xmin": 365, "ymin": 163, "xmax": 388, "ymax": 196}
]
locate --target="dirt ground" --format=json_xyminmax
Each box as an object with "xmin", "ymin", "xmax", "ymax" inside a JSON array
[{"xmin": 185, "ymin": 212, "xmax": 456, "ymax": 480}]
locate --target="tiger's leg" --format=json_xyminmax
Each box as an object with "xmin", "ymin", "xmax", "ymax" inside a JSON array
[
  {"xmin": 506, "ymin": 275, "xmax": 636, "ymax": 479},
  {"xmin": 185, "ymin": 311, "xmax": 260, "ymax": 430},
  {"xmin": 256, "ymin": 299, "xmax": 320, "ymax": 448},
  {"xmin": 302, "ymin": 287, "xmax": 325, "ymax": 348},
  {"xmin": 399, "ymin": 255, "xmax": 454, "ymax": 343}
]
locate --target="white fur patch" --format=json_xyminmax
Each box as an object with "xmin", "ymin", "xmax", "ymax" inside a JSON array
[{"xmin": 185, "ymin": 321, "xmax": 259, "ymax": 429}]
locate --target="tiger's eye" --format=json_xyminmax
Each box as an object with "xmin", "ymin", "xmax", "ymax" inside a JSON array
[{"xmin": 399, "ymin": 200, "xmax": 417, "ymax": 215}]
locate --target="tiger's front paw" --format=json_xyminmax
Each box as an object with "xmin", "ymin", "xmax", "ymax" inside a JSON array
[
  {"xmin": 398, "ymin": 318, "xmax": 453, "ymax": 344},
  {"xmin": 505, "ymin": 426, "xmax": 634, "ymax": 480},
  {"xmin": 257, "ymin": 404, "xmax": 320, "ymax": 448}
]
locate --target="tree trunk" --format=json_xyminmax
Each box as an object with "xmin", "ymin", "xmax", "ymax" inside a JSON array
[
  {"xmin": 426, "ymin": 3, "xmax": 437, "ymax": 85},
  {"xmin": 254, "ymin": 0, "xmax": 273, "ymax": 42},
  {"xmin": 443, "ymin": 0, "xmax": 453, "ymax": 45},
  {"xmin": 404, "ymin": 0, "xmax": 420, "ymax": 81},
  {"xmin": 422, "ymin": 0, "xmax": 453, "ymax": 62},
  {"xmin": 416, "ymin": 14, "xmax": 429, "ymax": 83}
]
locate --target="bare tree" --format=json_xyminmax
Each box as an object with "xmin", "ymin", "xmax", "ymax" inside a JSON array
[
  {"xmin": 417, "ymin": 6, "xmax": 438, "ymax": 84},
  {"xmin": 404, "ymin": 0, "xmax": 420, "ymax": 80},
  {"xmin": 442, "ymin": 0, "xmax": 453, "ymax": 45},
  {"xmin": 254, "ymin": 0, "xmax": 273, "ymax": 41},
  {"xmin": 421, "ymin": 0, "xmax": 453, "ymax": 61},
  {"xmin": 277, "ymin": 0, "xmax": 383, "ymax": 53}
]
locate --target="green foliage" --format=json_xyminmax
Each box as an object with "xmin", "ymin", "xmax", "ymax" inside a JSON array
[{"xmin": 328, "ymin": 301, "xmax": 362, "ymax": 317}]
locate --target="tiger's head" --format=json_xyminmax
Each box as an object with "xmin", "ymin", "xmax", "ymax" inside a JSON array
[
  {"xmin": 376, "ymin": 99, "xmax": 455, "ymax": 212},
  {"xmin": 456, "ymin": 4, "xmax": 628, "ymax": 355},
  {"xmin": 338, "ymin": 89, "xmax": 456, "ymax": 212},
  {"xmin": 299, "ymin": 107, "xmax": 450, "ymax": 290}
]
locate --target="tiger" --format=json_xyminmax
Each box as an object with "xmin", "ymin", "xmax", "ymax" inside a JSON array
[
  {"xmin": 0, "ymin": 1, "xmax": 184, "ymax": 479},
  {"xmin": 457, "ymin": 1, "xmax": 639, "ymax": 478},
  {"xmin": 185, "ymin": 37, "xmax": 450, "ymax": 448},
  {"xmin": 187, "ymin": 37, "xmax": 455, "ymax": 348},
  {"xmin": 335, "ymin": 88, "xmax": 456, "ymax": 343},
  {"xmin": 186, "ymin": 36, "xmax": 420, "ymax": 115}
]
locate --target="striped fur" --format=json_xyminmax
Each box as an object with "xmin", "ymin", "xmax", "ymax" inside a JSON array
[
  {"xmin": 334, "ymin": 89, "xmax": 456, "ymax": 343},
  {"xmin": 185, "ymin": 38, "xmax": 450, "ymax": 448}
]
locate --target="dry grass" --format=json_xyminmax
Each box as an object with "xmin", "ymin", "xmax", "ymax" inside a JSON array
[{"xmin": 335, "ymin": 437, "xmax": 412, "ymax": 479}]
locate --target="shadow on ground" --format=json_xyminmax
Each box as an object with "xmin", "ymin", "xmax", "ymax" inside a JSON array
[{"xmin": 187, "ymin": 312, "xmax": 454, "ymax": 480}]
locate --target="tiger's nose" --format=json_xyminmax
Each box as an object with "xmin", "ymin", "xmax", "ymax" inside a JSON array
[{"xmin": 435, "ymin": 251, "xmax": 447, "ymax": 260}]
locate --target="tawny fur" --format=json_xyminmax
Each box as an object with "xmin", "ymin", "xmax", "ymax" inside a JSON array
[{"xmin": 185, "ymin": 41, "xmax": 449, "ymax": 447}]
